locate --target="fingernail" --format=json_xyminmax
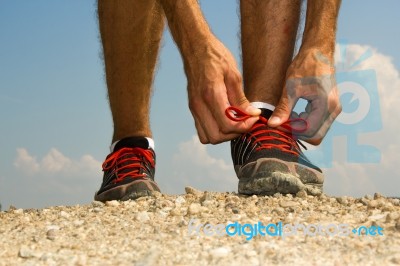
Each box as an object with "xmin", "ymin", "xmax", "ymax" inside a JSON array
[
  {"xmin": 269, "ymin": 116, "xmax": 281, "ymax": 126},
  {"xmin": 246, "ymin": 106, "xmax": 261, "ymax": 116}
]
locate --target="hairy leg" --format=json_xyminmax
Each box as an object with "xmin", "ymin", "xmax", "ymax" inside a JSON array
[
  {"xmin": 98, "ymin": 0, "xmax": 164, "ymax": 142},
  {"xmin": 240, "ymin": 0, "xmax": 301, "ymax": 105}
]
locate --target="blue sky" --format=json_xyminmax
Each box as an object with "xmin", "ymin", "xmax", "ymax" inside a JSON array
[{"xmin": 1, "ymin": 0, "xmax": 399, "ymax": 209}]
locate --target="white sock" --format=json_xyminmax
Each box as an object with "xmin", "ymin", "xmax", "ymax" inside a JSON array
[
  {"xmin": 110, "ymin": 137, "xmax": 155, "ymax": 152},
  {"xmin": 250, "ymin": 102, "xmax": 275, "ymax": 111}
]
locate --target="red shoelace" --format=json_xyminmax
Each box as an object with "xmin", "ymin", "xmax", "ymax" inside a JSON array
[
  {"xmin": 225, "ymin": 106, "xmax": 308, "ymax": 156},
  {"xmin": 102, "ymin": 147, "xmax": 154, "ymax": 183}
]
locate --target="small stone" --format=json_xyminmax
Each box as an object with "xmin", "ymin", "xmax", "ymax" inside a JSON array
[
  {"xmin": 368, "ymin": 214, "xmax": 386, "ymax": 221},
  {"xmin": 360, "ymin": 198, "xmax": 369, "ymax": 206},
  {"xmin": 395, "ymin": 221, "xmax": 400, "ymax": 231},
  {"xmin": 273, "ymin": 193, "xmax": 283, "ymax": 198},
  {"xmin": 18, "ymin": 246, "xmax": 35, "ymax": 258},
  {"xmin": 105, "ymin": 200, "xmax": 120, "ymax": 207},
  {"xmin": 46, "ymin": 225, "xmax": 60, "ymax": 231},
  {"xmin": 13, "ymin": 209, "xmax": 24, "ymax": 215},
  {"xmin": 388, "ymin": 212, "xmax": 400, "ymax": 221},
  {"xmin": 156, "ymin": 210, "xmax": 168, "ymax": 219},
  {"xmin": 296, "ymin": 190, "xmax": 307, "ymax": 199},
  {"xmin": 91, "ymin": 201, "xmax": 104, "ymax": 208},
  {"xmin": 374, "ymin": 192, "xmax": 383, "ymax": 200},
  {"xmin": 151, "ymin": 191, "xmax": 162, "ymax": 198},
  {"xmin": 368, "ymin": 200, "xmax": 378, "ymax": 209},
  {"xmin": 175, "ymin": 196, "xmax": 186, "ymax": 205},
  {"xmin": 390, "ymin": 198, "xmax": 400, "ymax": 206},
  {"xmin": 93, "ymin": 207, "xmax": 103, "ymax": 213},
  {"xmin": 135, "ymin": 211, "xmax": 150, "ymax": 222},
  {"xmin": 46, "ymin": 229, "xmax": 57, "ymax": 240},
  {"xmin": 185, "ymin": 186, "xmax": 202, "ymax": 196},
  {"xmin": 232, "ymin": 208, "xmax": 240, "ymax": 214},
  {"xmin": 73, "ymin": 220, "xmax": 85, "ymax": 226},
  {"xmin": 188, "ymin": 203, "xmax": 201, "ymax": 215},
  {"xmin": 60, "ymin": 211, "xmax": 70, "ymax": 218},
  {"xmin": 271, "ymin": 207, "xmax": 285, "ymax": 215},
  {"xmin": 318, "ymin": 194, "xmax": 328, "ymax": 201},
  {"xmin": 279, "ymin": 201, "xmax": 299, "ymax": 208},
  {"xmin": 201, "ymin": 200, "xmax": 214, "ymax": 208},
  {"xmin": 329, "ymin": 198, "xmax": 337, "ymax": 204},
  {"xmin": 365, "ymin": 195, "xmax": 373, "ymax": 200},
  {"xmin": 200, "ymin": 192, "xmax": 213, "ymax": 203},
  {"xmin": 170, "ymin": 208, "xmax": 181, "ymax": 216},
  {"xmin": 337, "ymin": 196, "xmax": 349, "ymax": 205},
  {"xmin": 210, "ymin": 247, "xmax": 231, "ymax": 258}
]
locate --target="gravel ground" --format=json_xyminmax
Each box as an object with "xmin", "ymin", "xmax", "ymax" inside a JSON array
[{"xmin": 1, "ymin": 187, "xmax": 400, "ymax": 266}]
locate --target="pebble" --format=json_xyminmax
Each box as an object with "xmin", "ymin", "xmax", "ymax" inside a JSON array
[
  {"xmin": 396, "ymin": 222, "xmax": 400, "ymax": 231},
  {"xmin": 210, "ymin": 247, "xmax": 231, "ymax": 258},
  {"xmin": 151, "ymin": 191, "xmax": 162, "ymax": 198},
  {"xmin": 46, "ymin": 225, "xmax": 60, "ymax": 231},
  {"xmin": 365, "ymin": 195, "xmax": 373, "ymax": 200},
  {"xmin": 92, "ymin": 201, "xmax": 105, "ymax": 208},
  {"xmin": 188, "ymin": 203, "xmax": 202, "ymax": 215},
  {"xmin": 105, "ymin": 200, "xmax": 120, "ymax": 207},
  {"xmin": 185, "ymin": 186, "xmax": 202, "ymax": 196},
  {"xmin": 175, "ymin": 196, "xmax": 186, "ymax": 205},
  {"xmin": 279, "ymin": 201, "xmax": 299, "ymax": 208},
  {"xmin": 46, "ymin": 229, "xmax": 57, "ymax": 240},
  {"xmin": 18, "ymin": 246, "xmax": 36, "ymax": 258},
  {"xmin": 368, "ymin": 200, "xmax": 379, "ymax": 209},
  {"xmin": 337, "ymin": 196, "xmax": 349, "ymax": 205},
  {"xmin": 135, "ymin": 211, "xmax": 150, "ymax": 222},
  {"xmin": 13, "ymin": 208, "xmax": 24, "ymax": 215},
  {"xmin": 368, "ymin": 214, "xmax": 386, "ymax": 221},
  {"xmin": 374, "ymin": 192, "xmax": 383, "ymax": 200},
  {"xmin": 296, "ymin": 190, "xmax": 307, "ymax": 199},
  {"xmin": 272, "ymin": 207, "xmax": 285, "ymax": 215},
  {"xmin": 93, "ymin": 207, "xmax": 103, "ymax": 213},
  {"xmin": 360, "ymin": 198, "xmax": 369, "ymax": 206},
  {"xmin": 1, "ymin": 186, "xmax": 400, "ymax": 265},
  {"xmin": 60, "ymin": 211, "xmax": 70, "ymax": 218}
]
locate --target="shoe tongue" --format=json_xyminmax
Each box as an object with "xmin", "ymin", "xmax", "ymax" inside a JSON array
[
  {"xmin": 259, "ymin": 108, "xmax": 273, "ymax": 119},
  {"xmin": 114, "ymin": 137, "xmax": 149, "ymax": 152}
]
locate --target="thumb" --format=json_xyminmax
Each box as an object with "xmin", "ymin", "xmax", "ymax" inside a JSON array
[
  {"xmin": 269, "ymin": 88, "xmax": 296, "ymax": 127},
  {"xmin": 239, "ymin": 96, "xmax": 261, "ymax": 116},
  {"xmin": 226, "ymin": 72, "xmax": 261, "ymax": 117}
]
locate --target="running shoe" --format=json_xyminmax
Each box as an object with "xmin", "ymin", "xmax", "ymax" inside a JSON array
[
  {"xmin": 94, "ymin": 137, "xmax": 160, "ymax": 201},
  {"xmin": 226, "ymin": 107, "xmax": 324, "ymax": 196}
]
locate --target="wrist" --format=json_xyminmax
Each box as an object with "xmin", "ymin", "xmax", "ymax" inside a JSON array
[{"xmin": 300, "ymin": 31, "xmax": 335, "ymax": 60}]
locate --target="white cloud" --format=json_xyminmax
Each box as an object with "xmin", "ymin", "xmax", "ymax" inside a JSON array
[
  {"xmin": 172, "ymin": 135, "xmax": 236, "ymax": 192},
  {"xmin": 9, "ymin": 148, "xmax": 103, "ymax": 208},
  {"xmin": 14, "ymin": 148, "xmax": 101, "ymax": 178},
  {"xmin": 321, "ymin": 43, "xmax": 400, "ymax": 197},
  {"xmin": 14, "ymin": 148, "xmax": 40, "ymax": 174}
]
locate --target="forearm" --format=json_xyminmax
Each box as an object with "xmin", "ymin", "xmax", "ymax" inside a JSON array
[
  {"xmin": 301, "ymin": 0, "xmax": 341, "ymax": 59},
  {"xmin": 158, "ymin": 0, "xmax": 214, "ymax": 65}
]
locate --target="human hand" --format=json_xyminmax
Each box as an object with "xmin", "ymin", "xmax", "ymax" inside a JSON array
[
  {"xmin": 268, "ymin": 49, "xmax": 342, "ymax": 145},
  {"xmin": 185, "ymin": 38, "xmax": 261, "ymax": 144}
]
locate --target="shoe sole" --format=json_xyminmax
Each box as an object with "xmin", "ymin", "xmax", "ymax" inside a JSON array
[
  {"xmin": 94, "ymin": 178, "xmax": 160, "ymax": 202},
  {"xmin": 237, "ymin": 158, "xmax": 323, "ymax": 196}
]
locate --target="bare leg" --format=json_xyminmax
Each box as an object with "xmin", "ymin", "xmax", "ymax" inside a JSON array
[
  {"xmin": 98, "ymin": 0, "xmax": 164, "ymax": 142},
  {"xmin": 240, "ymin": 0, "xmax": 301, "ymax": 105}
]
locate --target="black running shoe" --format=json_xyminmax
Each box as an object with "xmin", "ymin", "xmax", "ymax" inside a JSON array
[
  {"xmin": 94, "ymin": 137, "xmax": 160, "ymax": 202},
  {"xmin": 226, "ymin": 107, "xmax": 324, "ymax": 196}
]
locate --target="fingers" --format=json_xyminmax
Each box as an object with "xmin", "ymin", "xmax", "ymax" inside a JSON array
[
  {"xmin": 225, "ymin": 70, "xmax": 261, "ymax": 117},
  {"xmin": 268, "ymin": 81, "xmax": 299, "ymax": 127}
]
